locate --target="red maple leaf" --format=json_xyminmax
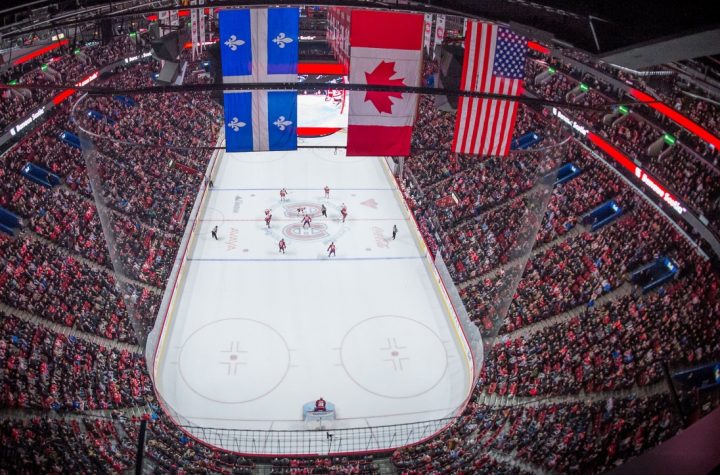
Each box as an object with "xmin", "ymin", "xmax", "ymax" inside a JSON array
[{"xmin": 364, "ymin": 61, "xmax": 406, "ymax": 114}]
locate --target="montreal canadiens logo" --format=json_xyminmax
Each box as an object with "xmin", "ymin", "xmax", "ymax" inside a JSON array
[
  {"xmin": 281, "ymin": 202, "xmax": 331, "ymax": 241},
  {"xmin": 283, "ymin": 223, "xmax": 329, "ymax": 241}
]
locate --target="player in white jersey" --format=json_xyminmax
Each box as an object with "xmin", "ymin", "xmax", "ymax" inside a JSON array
[
  {"xmin": 265, "ymin": 212, "xmax": 272, "ymax": 228},
  {"xmin": 280, "ymin": 188, "xmax": 287, "ymax": 201}
]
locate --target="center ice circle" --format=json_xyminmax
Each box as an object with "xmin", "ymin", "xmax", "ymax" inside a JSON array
[
  {"xmin": 178, "ymin": 318, "xmax": 290, "ymax": 404},
  {"xmin": 340, "ymin": 315, "xmax": 448, "ymax": 399},
  {"xmin": 279, "ymin": 201, "xmax": 344, "ymax": 241}
]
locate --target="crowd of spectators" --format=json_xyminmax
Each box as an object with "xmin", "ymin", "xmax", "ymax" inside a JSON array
[
  {"xmin": 644, "ymin": 146, "xmax": 720, "ymax": 229},
  {"xmin": 493, "ymin": 395, "xmax": 678, "ymax": 473},
  {"xmin": 601, "ymin": 115, "xmax": 660, "ymax": 161},
  {"xmin": 0, "ymin": 312, "xmax": 150, "ymax": 410},
  {"xmin": 384, "ymin": 54, "xmax": 720, "ymax": 473},
  {"xmin": 0, "ymin": 37, "xmax": 719, "ymax": 475},
  {"xmin": 0, "ymin": 36, "xmax": 138, "ymax": 131},
  {"xmin": 524, "ymin": 52, "xmax": 720, "ymax": 234},
  {"xmin": 0, "ymin": 417, "xmax": 135, "ymax": 473},
  {"xmin": 481, "ymin": 229, "xmax": 720, "ymax": 396},
  {"xmin": 267, "ymin": 455, "xmax": 379, "ymax": 474},
  {"xmin": 1, "ymin": 57, "xmax": 221, "ymax": 289},
  {"xmin": 0, "ymin": 234, "xmax": 158, "ymax": 342},
  {"xmin": 392, "ymin": 393, "xmax": 679, "ymax": 474}
]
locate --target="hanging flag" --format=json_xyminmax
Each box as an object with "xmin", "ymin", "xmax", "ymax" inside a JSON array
[
  {"xmin": 190, "ymin": 0, "xmax": 198, "ymax": 60},
  {"xmin": 346, "ymin": 10, "xmax": 423, "ymax": 157},
  {"xmin": 452, "ymin": 22, "xmax": 527, "ymax": 157},
  {"xmin": 432, "ymin": 14, "xmax": 445, "ymax": 59},
  {"xmin": 198, "ymin": 0, "xmax": 206, "ymax": 52},
  {"xmin": 170, "ymin": 9, "xmax": 179, "ymax": 31},
  {"xmin": 158, "ymin": 10, "xmax": 170, "ymax": 36},
  {"xmin": 423, "ymin": 14, "xmax": 433, "ymax": 55},
  {"xmin": 219, "ymin": 8, "xmax": 299, "ymax": 152}
]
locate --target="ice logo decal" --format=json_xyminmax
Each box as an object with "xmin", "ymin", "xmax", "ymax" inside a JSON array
[
  {"xmin": 224, "ymin": 34, "xmax": 245, "ymax": 51},
  {"xmin": 282, "ymin": 223, "xmax": 329, "ymax": 241},
  {"xmin": 280, "ymin": 202, "xmax": 330, "ymax": 241},
  {"xmin": 272, "ymin": 32, "xmax": 294, "ymax": 48}
]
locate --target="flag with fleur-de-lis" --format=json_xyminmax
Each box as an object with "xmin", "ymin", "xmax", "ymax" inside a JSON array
[{"xmin": 219, "ymin": 8, "xmax": 298, "ymax": 152}]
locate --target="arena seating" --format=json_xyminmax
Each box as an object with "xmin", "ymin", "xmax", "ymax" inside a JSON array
[
  {"xmin": 0, "ymin": 312, "xmax": 150, "ymax": 410},
  {"xmin": 0, "ymin": 35, "xmax": 719, "ymax": 474},
  {"xmin": 0, "ymin": 37, "xmax": 137, "ymax": 131},
  {"xmin": 525, "ymin": 52, "xmax": 720, "ymax": 235}
]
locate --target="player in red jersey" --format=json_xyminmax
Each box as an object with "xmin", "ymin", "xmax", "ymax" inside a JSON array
[
  {"xmin": 314, "ymin": 397, "xmax": 326, "ymax": 412},
  {"xmin": 279, "ymin": 238, "xmax": 286, "ymax": 254},
  {"xmin": 327, "ymin": 242, "xmax": 336, "ymax": 257},
  {"xmin": 265, "ymin": 212, "xmax": 272, "ymax": 228},
  {"xmin": 324, "ymin": 185, "xmax": 330, "ymax": 199},
  {"xmin": 280, "ymin": 188, "xmax": 287, "ymax": 201},
  {"xmin": 340, "ymin": 203, "xmax": 348, "ymax": 223},
  {"xmin": 302, "ymin": 214, "xmax": 312, "ymax": 228}
]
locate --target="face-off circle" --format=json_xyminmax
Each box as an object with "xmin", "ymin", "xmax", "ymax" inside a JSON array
[
  {"xmin": 340, "ymin": 315, "xmax": 448, "ymax": 399},
  {"xmin": 178, "ymin": 318, "xmax": 290, "ymax": 404}
]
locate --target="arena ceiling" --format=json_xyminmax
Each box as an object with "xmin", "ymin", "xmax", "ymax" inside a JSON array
[{"xmin": 1, "ymin": 0, "xmax": 718, "ymax": 64}]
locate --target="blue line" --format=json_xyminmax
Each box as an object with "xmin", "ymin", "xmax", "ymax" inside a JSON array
[
  {"xmin": 209, "ymin": 187, "xmax": 397, "ymax": 191},
  {"xmin": 187, "ymin": 256, "xmax": 424, "ymax": 263}
]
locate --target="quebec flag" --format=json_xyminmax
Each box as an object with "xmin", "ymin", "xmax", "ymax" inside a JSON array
[{"xmin": 220, "ymin": 8, "xmax": 299, "ymax": 152}]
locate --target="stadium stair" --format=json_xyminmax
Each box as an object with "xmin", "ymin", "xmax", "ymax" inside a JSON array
[
  {"xmin": 478, "ymin": 379, "xmax": 667, "ymax": 409},
  {"xmin": 503, "ymin": 281, "xmax": 634, "ymax": 340},
  {"xmin": 23, "ymin": 229, "xmax": 162, "ymax": 296},
  {"xmin": 489, "ymin": 450, "xmax": 551, "ymax": 475},
  {"xmin": 457, "ymin": 222, "xmax": 588, "ymax": 290},
  {"xmin": 0, "ymin": 300, "xmax": 142, "ymax": 354}
]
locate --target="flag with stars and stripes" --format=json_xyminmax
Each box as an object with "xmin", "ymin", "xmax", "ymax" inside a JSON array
[
  {"xmin": 452, "ymin": 22, "xmax": 527, "ymax": 157},
  {"xmin": 219, "ymin": 8, "xmax": 299, "ymax": 152}
]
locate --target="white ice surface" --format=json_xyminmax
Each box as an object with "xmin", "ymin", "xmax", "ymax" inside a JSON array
[
  {"xmin": 297, "ymin": 92, "xmax": 348, "ymax": 129},
  {"xmin": 155, "ymin": 143, "xmax": 473, "ymax": 451}
]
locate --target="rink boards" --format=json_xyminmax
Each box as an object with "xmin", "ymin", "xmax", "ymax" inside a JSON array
[{"xmin": 151, "ymin": 143, "xmax": 475, "ymax": 453}]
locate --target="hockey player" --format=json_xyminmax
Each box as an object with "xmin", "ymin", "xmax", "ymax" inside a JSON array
[
  {"xmin": 211, "ymin": 226, "xmax": 218, "ymax": 240},
  {"xmin": 392, "ymin": 224, "xmax": 398, "ymax": 240},
  {"xmin": 265, "ymin": 208, "xmax": 271, "ymax": 217},
  {"xmin": 324, "ymin": 185, "xmax": 330, "ymax": 199},
  {"xmin": 340, "ymin": 204, "xmax": 348, "ymax": 223},
  {"xmin": 280, "ymin": 188, "xmax": 287, "ymax": 201},
  {"xmin": 265, "ymin": 212, "xmax": 272, "ymax": 228},
  {"xmin": 321, "ymin": 204, "xmax": 327, "ymax": 217},
  {"xmin": 279, "ymin": 238, "xmax": 287, "ymax": 254},
  {"xmin": 302, "ymin": 214, "xmax": 312, "ymax": 228},
  {"xmin": 327, "ymin": 242, "xmax": 336, "ymax": 257}
]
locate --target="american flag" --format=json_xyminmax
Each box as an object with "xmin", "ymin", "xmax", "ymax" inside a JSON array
[{"xmin": 452, "ymin": 22, "xmax": 527, "ymax": 156}]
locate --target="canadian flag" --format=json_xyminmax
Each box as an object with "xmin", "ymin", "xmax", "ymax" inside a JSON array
[{"xmin": 346, "ymin": 10, "xmax": 423, "ymax": 157}]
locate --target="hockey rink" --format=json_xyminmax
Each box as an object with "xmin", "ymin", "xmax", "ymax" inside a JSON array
[{"xmin": 153, "ymin": 139, "xmax": 474, "ymax": 452}]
